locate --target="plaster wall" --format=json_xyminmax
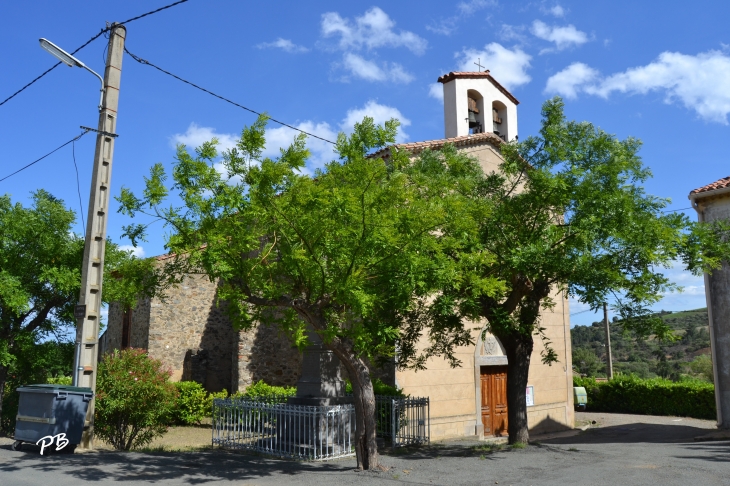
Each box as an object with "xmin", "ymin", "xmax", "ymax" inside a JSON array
[
  {"xmin": 696, "ymin": 194, "xmax": 730, "ymax": 428},
  {"xmin": 395, "ymin": 291, "xmax": 573, "ymax": 440}
]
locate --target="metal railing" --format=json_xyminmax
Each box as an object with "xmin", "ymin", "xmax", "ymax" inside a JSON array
[
  {"xmin": 212, "ymin": 398, "xmax": 355, "ymax": 461},
  {"xmin": 375, "ymin": 396, "xmax": 430, "ymax": 447},
  {"xmin": 212, "ymin": 395, "xmax": 429, "ymax": 460}
]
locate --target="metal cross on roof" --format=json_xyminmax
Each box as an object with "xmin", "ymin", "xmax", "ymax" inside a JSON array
[{"xmin": 474, "ymin": 58, "xmax": 485, "ymax": 72}]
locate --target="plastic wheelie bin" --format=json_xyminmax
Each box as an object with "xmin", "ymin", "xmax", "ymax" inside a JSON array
[{"xmin": 12, "ymin": 384, "xmax": 93, "ymax": 453}]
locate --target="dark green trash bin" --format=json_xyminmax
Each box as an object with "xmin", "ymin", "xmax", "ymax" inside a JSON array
[{"xmin": 12, "ymin": 384, "xmax": 93, "ymax": 453}]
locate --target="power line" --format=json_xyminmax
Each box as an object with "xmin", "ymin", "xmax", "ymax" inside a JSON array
[
  {"xmin": 0, "ymin": 130, "xmax": 91, "ymax": 183},
  {"xmin": 0, "ymin": 0, "xmax": 190, "ymax": 108},
  {"xmin": 72, "ymin": 138, "xmax": 86, "ymax": 234},
  {"xmin": 123, "ymin": 47, "xmax": 337, "ymax": 145},
  {"xmin": 662, "ymin": 207, "xmax": 692, "ymax": 213}
]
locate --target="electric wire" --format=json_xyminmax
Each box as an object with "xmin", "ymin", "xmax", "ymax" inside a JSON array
[
  {"xmin": 72, "ymin": 138, "xmax": 86, "ymax": 234},
  {"xmin": 0, "ymin": 130, "xmax": 90, "ymax": 183},
  {"xmin": 0, "ymin": 0, "xmax": 190, "ymax": 108},
  {"xmin": 124, "ymin": 47, "xmax": 337, "ymax": 145}
]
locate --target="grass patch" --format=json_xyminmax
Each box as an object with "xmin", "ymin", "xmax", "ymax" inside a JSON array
[
  {"xmin": 568, "ymin": 447, "xmax": 579, "ymax": 452},
  {"xmin": 510, "ymin": 442, "xmax": 527, "ymax": 449},
  {"xmin": 472, "ymin": 443, "xmax": 505, "ymax": 454}
]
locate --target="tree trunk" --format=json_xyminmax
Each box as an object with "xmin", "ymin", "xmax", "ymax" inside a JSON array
[
  {"xmin": 498, "ymin": 331, "xmax": 534, "ymax": 444},
  {"xmin": 328, "ymin": 341, "xmax": 379, "ymax": 470},
  {"xmin": 0, "ymin": 364, "xmax": 7, "ymax": 432}
]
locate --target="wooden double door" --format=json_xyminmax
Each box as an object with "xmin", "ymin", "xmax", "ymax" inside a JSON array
[{"xmin": 480, "ymin": 366, "xmax": 508, "ymax": 437}]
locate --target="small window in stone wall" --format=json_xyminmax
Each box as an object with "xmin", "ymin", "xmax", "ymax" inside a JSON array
[{"xmin": 121, "ymin": 308, "xmax": 132, "ymax": 349}]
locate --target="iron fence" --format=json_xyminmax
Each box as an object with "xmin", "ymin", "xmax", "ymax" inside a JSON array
[
  {"xmin": 212, "ymin": 395, "xmax": 429, "ymax": 460},
  {"xmin": 212, "ymin": 398, "xmax": 355, "ymax": 461},
  {"xmin": 375, "ymin": 396, "xmax": 430, "ymax": 447}
]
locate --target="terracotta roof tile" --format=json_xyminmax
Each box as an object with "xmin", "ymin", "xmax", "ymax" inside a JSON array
[
  {"xmin": 437, "ymin": 70, "xmax": 520, "ymax": 105},
  {"xmin": 368, "ymin": 131, "xmax": 503, "ymax": 160},
  {"xmin": 689, "ymin": 176, "xmax": 730, "ymax": 196}
]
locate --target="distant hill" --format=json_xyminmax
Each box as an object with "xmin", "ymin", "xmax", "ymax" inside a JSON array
[{"xmin": 571, "ymin": 308, "xmax": 713, "ymax": 381}]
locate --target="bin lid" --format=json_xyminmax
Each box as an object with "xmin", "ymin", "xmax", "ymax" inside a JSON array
[{"xmin": 17, "ymin": 384, "xmax": 93, "ymax": 394}]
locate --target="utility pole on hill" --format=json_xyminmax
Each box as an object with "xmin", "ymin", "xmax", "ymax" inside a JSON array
[
  {"xmin": 604, "ymin": 302, "xmax": 614, "ymax": 379},
  {"xmin": 72, "ymin": 23, "xmax": 126, "ymax": 449}
]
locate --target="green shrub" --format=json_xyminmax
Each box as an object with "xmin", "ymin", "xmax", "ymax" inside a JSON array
[
  {"xmin": 236, "ymin": 380, "xmax": 296, "ymax": 403},
  {"xmin": 47, "ymin": 375, "xmax": 72, "ymax": 385},
  {"xmin": 172, "ymin": 381, "xmax": 209, "ymax": 425},
  {"xmin": 95, "ymin": 349, "xmax": 177, "ymax": 450},
  {"xmin": 573, "ymin": 375, "xmax": 715, "ymax": 420},
  {"xmin": 345, "ymin": 378, "xmax": 405, "ymax": 397}
]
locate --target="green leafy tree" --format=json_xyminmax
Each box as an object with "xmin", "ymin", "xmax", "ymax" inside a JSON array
[
  {"xmin": 572, "ymin": 347, "xmax": 603, "ymax": 377},
  {"xmin": 688, "ymin": 354, "xmax": 714, "ymax": 382},
  {"xmin": 95, "ymin": 349, "xmax": 177, "ymax": 450},
  {"xmin": 0, "ymin": 190, "xmax": 176, "ymax": 432},
  {"xmin": 117, "ymin": 116, "xmax": 487, "ymax": 470},
  {"xmin": 430, "ymin": 98, "xmax": 730, "ymax": 444}
]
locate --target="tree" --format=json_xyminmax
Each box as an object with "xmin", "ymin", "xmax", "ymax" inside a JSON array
[
  {"xmin": 0, "ymin": 190, "xmax": 174, "ymax": 431},
  {"xmin": 117, "ymin": 116, "xmax": 490, "ymax": 470},
  {"xmin": 572, "ymin": 347, "xmax": 602, "ymax": 377},
  {"xmin": 430, "ymin": 98, "xmax": 730, "ymax": 444}
]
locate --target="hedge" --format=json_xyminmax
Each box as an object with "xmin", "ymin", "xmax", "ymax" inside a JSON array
[{"xmin": 574, "ymin": 375, "xmax": 716, "ymax": 420}]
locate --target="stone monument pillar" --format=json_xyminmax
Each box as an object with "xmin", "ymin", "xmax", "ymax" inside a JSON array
[{"xmin": 288, "ymin": 330, "xmax": 351, "ymax": 405}]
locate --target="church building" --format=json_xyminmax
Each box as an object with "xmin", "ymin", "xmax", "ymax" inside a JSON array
[{"xmin": 102, "ymin": 70, "xmax": 574, "ymax": 440}]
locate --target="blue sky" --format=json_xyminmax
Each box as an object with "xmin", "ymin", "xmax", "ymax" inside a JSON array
[{"xmin": 2, "ymin": 0, "xmax": 728, "ymax": 326}]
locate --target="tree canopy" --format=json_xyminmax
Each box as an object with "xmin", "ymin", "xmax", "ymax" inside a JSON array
[{"xmin": 0, "ymin": 190, "xmax": 174, "ymax": 431}]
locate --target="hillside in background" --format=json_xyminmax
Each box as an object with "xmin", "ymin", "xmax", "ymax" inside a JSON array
[{"xmin": 571, "ymin": 308, "xmax": 713, "ymax": 382}]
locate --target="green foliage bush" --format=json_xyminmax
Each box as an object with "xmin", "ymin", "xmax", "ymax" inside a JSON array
[
  {"xmin": 95, "ymin": 349, "xmax": 177, "ymax": 450},
  {"xmin": 345, "ymin": 378, "xmax": 405, "ymax": 398},
  {"xmin": 172, "ymin": 381, "xmax": 210, "ymax": 425},
  {"xmin": 574, "ymin": 375, "xmax": 716, "ymax": 420},
  {"xmin": 236, "ymin": 380, "xmax": 296, "ymax": 402}
]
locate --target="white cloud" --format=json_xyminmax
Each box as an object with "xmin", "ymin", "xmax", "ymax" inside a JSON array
[
  {"xmin": 544, "ymin": 62, "xmax": 599, "ymax": 99},
  {"xmin": 530, "ymin": 20, "xmax": 589, "ymax": 52},
  {"xmin": 546, "ymin": 5, "xmax": 566, "ymax": 17},
  {"xmin": 257, "ymin": 38, "xmax": 309, "ymax": 53},
  {"xmin": 545, "ymin": 50, "xmax": 730, "ymax": 123},
  {"xmin": 428, "ymin": 83, "xmax": 444, "ymax": 102},
  {"xmin": 341, "ymin": 100, "xmax": 411, "ymax": 143},
  {"xmin": 499, "ymin": 24, "xmax": 528, "ymax": 44},
  {"xmin": 456, "ymin": 43, "xmax": 532, "ymax": 90},
  {"xmin": 321, "ymin": 7, "xmax": 427, "ymax": 55},
  {"xmin": 119, "ymin": 245, "xmax": 145, "ymax": 258},
  {"xmin": 427, "ymin": 0, "xmax": 496, "ymax": 36},
  {"xmin": 261, "ymin": 121, "xmax": 338, "ymax": 171},
  {"xmin": 341, "ymin": 53, "xmax": 414, "ymax": 83},
  {"xmin": 170, "ymin": 123, "xmax": 238, "ymax": 153},
  {"xmin": 457, "ymin": 0, "xmax": 496, "ymax": 16}
]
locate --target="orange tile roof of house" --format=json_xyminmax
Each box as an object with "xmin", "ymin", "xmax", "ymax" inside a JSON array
[
  {"xmin": 689, "ymin": 176, "xmax": 730, "ymax": 196},
  {"xmin": 368, "ymin": 131, "xmax": 504, "ymax": 160},
  {"xmin": 437, "ymin": 70, "xmax": 520, "ymax": 105}
]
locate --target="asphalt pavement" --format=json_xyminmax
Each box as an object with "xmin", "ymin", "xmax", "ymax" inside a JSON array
[{"xmin": 0, "ymin": 412, "xmax": 727, "ymax": 485}]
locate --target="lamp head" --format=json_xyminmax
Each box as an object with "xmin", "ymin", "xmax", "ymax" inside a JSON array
[{"xmin": 39, "ymin": 38, "xmax": 85, "ymax": 68}]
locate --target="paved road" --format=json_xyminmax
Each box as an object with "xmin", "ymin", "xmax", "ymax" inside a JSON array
[{"xmin": 0, "ymin": 413, "xmax": 727, "ymax": 485}]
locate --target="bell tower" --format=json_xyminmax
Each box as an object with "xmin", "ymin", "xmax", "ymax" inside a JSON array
[{"xmin": 438, "ymin": 70, "xmax": 519, "ymax": 141}]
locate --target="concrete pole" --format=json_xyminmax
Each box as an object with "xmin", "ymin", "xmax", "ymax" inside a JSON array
[
  {"xmin": 603, "ymin": 302, "xmax": 614, "ymax": 380},
  {"xmin": 73, "ymin": 23, "xmax": 126, "ymax": 449}
]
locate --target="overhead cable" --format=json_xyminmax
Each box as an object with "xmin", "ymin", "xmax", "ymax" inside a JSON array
[
  {"xmin": 0, "ymin": 130, "xmax": 91, "ymax": 183},
  {"xmin": 124, "ymin": 47, "xmax": 337, "ymax": 145},
  {"xmin": 0, "ymin": 0, "xmax": 190, "ymax": 108}
]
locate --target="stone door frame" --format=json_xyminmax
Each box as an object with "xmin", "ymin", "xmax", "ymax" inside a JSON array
[{"xmin": 474, "ymin": 326, "xmax": 508, "ymax": 439}]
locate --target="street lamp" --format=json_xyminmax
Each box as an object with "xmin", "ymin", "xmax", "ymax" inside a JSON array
[{"xmin": 39, "ymin": 38, "xmax": 104, "ymax": 111}]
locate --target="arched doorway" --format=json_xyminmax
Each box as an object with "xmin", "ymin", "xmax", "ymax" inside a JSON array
[{"xmin": 474, "ymin": 328, "xmax": 508, "ymax": 437}]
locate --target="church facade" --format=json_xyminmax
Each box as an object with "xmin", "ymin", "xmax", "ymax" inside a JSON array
[{"xmin": 102, "ymin": 70, "xmax": 574, "ymax": 439}]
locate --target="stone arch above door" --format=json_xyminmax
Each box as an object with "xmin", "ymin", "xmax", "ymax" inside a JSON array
[{"xmin": 475, "ymin": 328, "xmax": 508, "ymax": 366}]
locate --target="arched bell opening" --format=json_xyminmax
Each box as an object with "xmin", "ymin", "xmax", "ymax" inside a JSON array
[
  {"xmin": 492, "ymin": 100, "xmax": 508, "ymax": 141},
  {"xmin": 466, "ymin": 89, "xmax": 486, "ymax": 134}
]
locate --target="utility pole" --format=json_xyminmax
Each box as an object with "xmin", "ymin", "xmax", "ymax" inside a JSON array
[
  {"xmin": 72, "ymin": 23, "xmax": 126, "ymax": 449},
  {"xmin": 603, "ymin": 302, "xmax": 614, "ymax": 380}
]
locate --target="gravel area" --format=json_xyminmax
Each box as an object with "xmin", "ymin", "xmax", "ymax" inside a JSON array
[{"xmin": 0, "ymin": 412, "xmax": 727, "ymax": 485}]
